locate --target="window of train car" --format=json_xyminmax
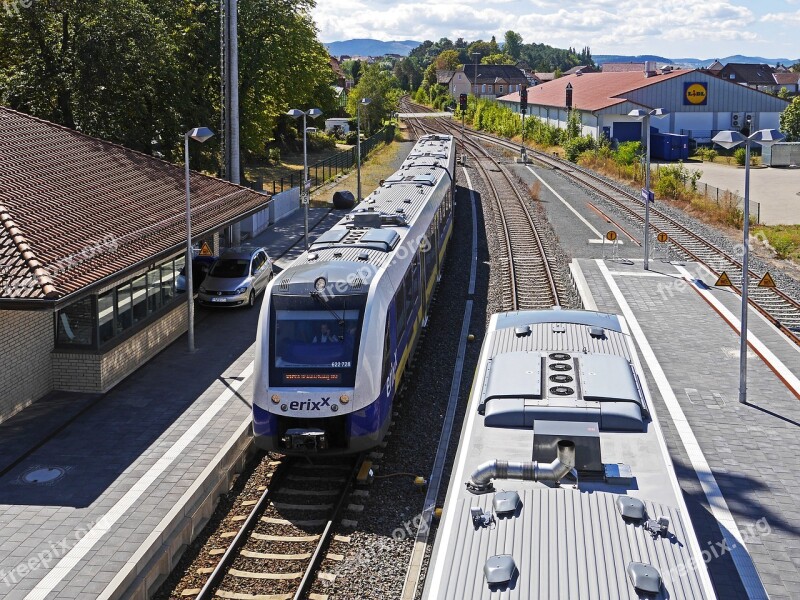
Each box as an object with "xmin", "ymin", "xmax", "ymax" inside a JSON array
[{"xmin": 269, "ymin": 296, "xmax": 366, "ymax": 387}]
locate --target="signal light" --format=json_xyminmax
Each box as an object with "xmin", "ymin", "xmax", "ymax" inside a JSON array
[
  {"xmin": 520, "ymin": 85, "xmax": 528, "ymax": 112},
  {"xmin": 459, "ymin": 93, "xmax": 468, "ymax": 112}
]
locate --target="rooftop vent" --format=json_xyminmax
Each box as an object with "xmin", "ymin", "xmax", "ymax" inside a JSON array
[
  {"xmin": 515, "ymin": 325, "xmax": 531, "ymax": 337},
  {"xmin": 333, "ymin": 251, "xmax": 343, "ymax": 258},
  {"xmin": 358, "ymin": 251, "xmax": 369, "ymax": 261},
  {"xmin": 588, "ymin": 326, "xmax": 605, "ymax": 339},
  {"xmin": 549, "ymin": 373, "xmax": 573, "ymax": 383},
  {"xmin": 549, "ymin": 386, "xmax": 575, "ymax": 396},
  {"xmin": 492, "ymin": 491, "xmax": 521, "ymax": 516},
  {"xmin": 308, "ymin": 252, "xmax": 319, "ymax": 261},
  {"xmin": 626, "ymin": 562, "xmax": 662, "ymax": 594},
  {"xmin": 615, "ymin": 496, "xmax": 646, "ymax": 520},
  {"xmin": 549, "ymin": 352, "xmax": 570, "ymax": 361},
  {"xmin": 549, "ymin": 362, "xmax": 572, "ymax": 372},
  {"xmin": 484, "ymin": 555, "xmax": 517, "ymax": 588},
  {"xmin": 279, "ymin": 278, "xmax": 290, "ymax": 291}
]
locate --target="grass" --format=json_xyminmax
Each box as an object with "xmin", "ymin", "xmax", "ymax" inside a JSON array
[
  {"xmin": 244, "ymin": 143, "xmax": 353, "ymax": 190},
  {"xmin": 752, "ymin": 225, "xmax": 800, "ymax": 260}
]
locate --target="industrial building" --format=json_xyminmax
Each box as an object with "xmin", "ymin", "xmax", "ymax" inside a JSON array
[{"xmin": 496, "ymin": 64, "xmax": 790, "ymax": 148}]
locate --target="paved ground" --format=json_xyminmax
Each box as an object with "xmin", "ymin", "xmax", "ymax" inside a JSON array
[
  {"xmin": 678, "ymin": 160, "xmax": 800, "ymax": 225},
  {"xmin": 577, "ymin": 258, "xmax": 800, "ymax": 600}
]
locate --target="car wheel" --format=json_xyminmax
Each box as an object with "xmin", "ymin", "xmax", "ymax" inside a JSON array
[{"xmin": 248, "ymin": 290, "xmax": 255, "ymax": 308}]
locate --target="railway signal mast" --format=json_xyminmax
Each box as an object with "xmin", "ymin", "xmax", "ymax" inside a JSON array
[{"xmin": 519, "ymin": 85, "xmax": 528, "ymax": 163}]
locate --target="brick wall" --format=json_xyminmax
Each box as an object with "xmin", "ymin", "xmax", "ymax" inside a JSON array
[
  {"xmin": 52, "ymin": 301, "xmax": 187, "ymax": 393},
  {"xmin": 0, "ymin": 310, "xmax": 54, "ymax": 423}
]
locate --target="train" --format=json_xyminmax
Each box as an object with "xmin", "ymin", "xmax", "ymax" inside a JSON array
[
  {"xmin": 422, "ymin": 308, "xmax": 717, "ymax": 599},
  {"xmin": 252, "ymin": 133, "xmax": 457, "ymax": 454}
]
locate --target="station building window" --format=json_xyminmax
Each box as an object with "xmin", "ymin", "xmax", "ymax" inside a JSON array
[{"xmin": 55, "ymin": 254, "xmax": 186, "ymax": 350}]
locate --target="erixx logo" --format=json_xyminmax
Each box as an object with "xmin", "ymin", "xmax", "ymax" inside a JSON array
[
  {"xmin": 684, "ymin": 82, "xmax": 708, "ymax": 106},
  {"xmin": 289, "ymin": 397, "xmax": 332, "ymax": 411}
]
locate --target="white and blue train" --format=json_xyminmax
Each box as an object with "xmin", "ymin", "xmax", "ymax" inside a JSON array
[{"xmin": 253, "ymin": 134, "xmax": 456, "ymax": 454}]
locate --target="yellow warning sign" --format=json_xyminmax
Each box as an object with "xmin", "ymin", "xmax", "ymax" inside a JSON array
[
  {"xmin": 715, "ymin": 272, "xmax": 733, "ymax": 287},
  {"xmin": 606, "ymin": 230, "xmax": 618, "ymax": 241},
  {"xmin": 758, "ymin": 272, "xmax": 776, "ymax": 288},
  {"xmin": 657, "ymin": 232, "xmax": 668, "ymax": 243},
  {"xmin": 198, "ymin": 241, "xmax": 213, "ymax": 257}
]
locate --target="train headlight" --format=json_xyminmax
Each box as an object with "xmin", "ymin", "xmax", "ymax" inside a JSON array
[
  {"xmin": 339, "ymin": 394, "xmax": 350, "ymax": 404},
  {"xmin": 271, "ymin": 394, "xmax": 281, "ymax": 404},
  {"xmin": 331, "ymin": 404, "xmax": 339, "ymax": 412},
  {"xmin": 280, "ymin": 404, "xmax": 288, "ymax": 412},
  {"xmin": 314, "ymin": 277, "xmax": 327, "ymax": 291}
]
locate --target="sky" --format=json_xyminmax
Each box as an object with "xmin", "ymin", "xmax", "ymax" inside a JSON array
[{"xmin": 311, "ymin": 0, "xmax": 800, "ymax": 60}]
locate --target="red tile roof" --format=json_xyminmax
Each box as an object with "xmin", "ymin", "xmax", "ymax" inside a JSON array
[
  {"xmin": 0, "ymin": 107, "xmax": 270, "ymax": 304},
  {"xmin": 498, "ymin": 69, "xmax": 688, "ymax": 111}
]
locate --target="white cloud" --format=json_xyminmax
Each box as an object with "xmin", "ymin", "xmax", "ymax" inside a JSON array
[{"xmin": 312, "ymin": 1, "xmax": 797, "ymax": 58}]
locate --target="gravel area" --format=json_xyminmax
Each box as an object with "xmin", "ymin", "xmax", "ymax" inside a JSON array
[{"xmin": 558, "ymin": 164, "xmax": 800, "ymax": 303}]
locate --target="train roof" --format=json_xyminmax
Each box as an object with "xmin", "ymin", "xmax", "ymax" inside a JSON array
[
  {"xmin": 423, "ymin": 309, "xmax": 714, "ymax": 600},
  {"xmin": 275, "ymin": 135, "xmax": 455, "ymax": 293}
]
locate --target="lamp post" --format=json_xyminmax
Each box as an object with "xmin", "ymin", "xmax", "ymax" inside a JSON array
[
  {"xmin": 712, "ymin": 128, "xmax": 785, "ymax": 404},
  {"xmin": 471, "ymin": 52, "xmax": 480, "ymax": 98},
  {"xmin": 184, "ymin": 126, "xmax": 214, "ymax": 353},
  {"xmin": 356, "ymin": 97, "xmax": 371, "ymax": 202},
  {"xmin": 628, "ymin": 108, "xmax": 669, "ymax": 270},
  {"xmin": 287, "ymin": 107, "xmax": 323, "ymax": 250}
]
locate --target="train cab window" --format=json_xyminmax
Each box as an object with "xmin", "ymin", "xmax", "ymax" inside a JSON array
[
  {"xmin": 403, "ymin": 268, "xmax": 414, "ymax": 326},
  {"xmin": 271, "ymin": 304, "xmax": 364, "ymax": 387},
  {"xmin": 382, "ymin": 319, "xmax": 392, "ymax": 387}
]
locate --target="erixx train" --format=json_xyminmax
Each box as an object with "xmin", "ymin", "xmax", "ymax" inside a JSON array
[{"xmin": 253, "ymin": 134, "xmax": 456, "ymax": 454}]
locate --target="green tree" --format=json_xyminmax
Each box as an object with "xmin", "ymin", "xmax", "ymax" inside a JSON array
[
  {"xmin": 393, "ymin": 57, "xmax": 422, "ymax": 91},
  {"xmin": 778, "ymin": 87, "xmax": 789, "ymax": 100},
  {"xmin": 435, "ymin": 50, "xmax": 461, "ymax": 71},
  {"xmin": 482, "ymin": 53, "xmax": 515, "ymax": 65},
  {"xmin": 780, "ymin": 96, "xmax": 800, "ymax": 141},
  {"xmin": 347, "ymin": 63, "xmax": 399, "ymax": 134},
  {"xmin": 504, "ymin": 31, "xmax": 523, "ymax": 60}
]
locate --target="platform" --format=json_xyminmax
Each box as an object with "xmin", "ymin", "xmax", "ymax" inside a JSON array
[
  {"xmin": 0, "ymin": 206, "xmax": 343, "ymax": 600},
  {"xmin": 573, "ymin": 257, "xmax": 800, "ymax": 600}
]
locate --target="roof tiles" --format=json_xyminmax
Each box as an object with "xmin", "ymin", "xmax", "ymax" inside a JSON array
[{"xmin": 0, "ymin": 107, "xmax": 269, "ymax": 303}]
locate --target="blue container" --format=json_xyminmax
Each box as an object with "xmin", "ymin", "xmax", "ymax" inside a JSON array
[{"xmin": 650, "ymin": 130, "xmax": 689, "ymax": 161}]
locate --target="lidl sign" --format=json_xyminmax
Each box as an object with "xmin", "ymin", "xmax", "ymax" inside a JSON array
[{"xmin": 684, "ymin": 82, "xmax": 708, "ymax": 105}]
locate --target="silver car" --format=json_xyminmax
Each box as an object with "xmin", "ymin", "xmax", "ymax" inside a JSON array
[{"xmin": 198, "ymin": 247, "xmax": 273, "ymax": 308}]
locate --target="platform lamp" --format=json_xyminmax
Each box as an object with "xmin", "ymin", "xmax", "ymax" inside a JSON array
[
  {"xmin": 356, "ymin": 97, "xmax": 371, "ymax": 202},
  {"xmin": 287, "ymin": 107, "xmax": 323, "ymax": 251},
  {"xmin": 184, "ymin": 126, "xmax": 214, "ymax": 353},
  {"xmin": 712, "ymin": 128, "xmax": 784, "ymax": 404},
  {"xmin": 628, "ymin": 108, "xmax": 669, "ymax": 270}
]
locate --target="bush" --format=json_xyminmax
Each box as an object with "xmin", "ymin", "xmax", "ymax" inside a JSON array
[
  {"xmin": 306, "ymin": 131, "xmax": 336, "ymax": 151},
  {"xmin": 614, "ymin": 141, "xmax": 642, "ymax": 166},
  {"xmin": 268, "ymin": 147, "xmax": 281, "ymax": 163},
  {"xmin": 564, "ymin": 135, "xmax": 595, "ymax": 162},
  {"xmin": 734, "ymin": 147, "xmax": 747, "ymax": 165},
  {"xmin": 345, "ymin": 131, "xmax": 359, "ymax": 145}
]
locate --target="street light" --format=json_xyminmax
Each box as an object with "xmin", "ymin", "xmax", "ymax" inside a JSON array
[
  {"xmin": 356, "ymin": 97, "xmax": 371, "ymax": 202},
  {"xmin": 712, "ymin": 128, "xmax": 785, "ymax": 404},
  {"xmin": 184, "ymin": 126, "xmax": 214, "ymax": 353},
  {"xmin": 287, "ymin": 107, "xmax": 323, "ymax": 250},
  {"xmin": 471, "ymin": 52, "xmax": 480, "ymax": 98},
  {"xmin": 629, "ymin": 107, "xmax": 669, "ymax": 270}
]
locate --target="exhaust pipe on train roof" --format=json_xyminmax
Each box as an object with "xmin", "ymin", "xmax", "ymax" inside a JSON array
[{"xmin": 466, "ymin": 440, "xmax": 576, "ymax": 494}]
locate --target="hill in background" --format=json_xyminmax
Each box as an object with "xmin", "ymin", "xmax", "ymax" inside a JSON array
[
  {"xmin": 594, "ymin": 54, "xmax": 798, "ymax": 68},
  {"xmin": 325, "ymin": 38, "xmax": 421, "ymax": 57}
]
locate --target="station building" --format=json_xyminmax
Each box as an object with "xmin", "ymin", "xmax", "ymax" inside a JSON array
[
  {"xmin": 0, "ymin": 107, "xmax": 270, "ymax": 423},
  {"xmin": 496, "ymin": 65, "xmax": 790, "ymax": 147}
]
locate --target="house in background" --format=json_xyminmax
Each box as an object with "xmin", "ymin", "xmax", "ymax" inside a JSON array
[{"xmin": 447, "ymin": 64, "xmax": 529, "ymax": 100}]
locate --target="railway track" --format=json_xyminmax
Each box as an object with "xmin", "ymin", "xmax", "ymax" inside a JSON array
[
  {"xmin": 404, "ymin": 100, "xmax": 800, "ymax": 342},
  {"xmin": 402, "ymin": 99, "xmax": 565, "ymax": 311},
  {"xmin": 193, "ymin": 455, "xmax": 361, "ymax": 600}
]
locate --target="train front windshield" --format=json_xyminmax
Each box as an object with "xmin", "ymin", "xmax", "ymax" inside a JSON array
[{"xmin": 270, "ymin": 297, "xmax": 365, "ymax": 387}]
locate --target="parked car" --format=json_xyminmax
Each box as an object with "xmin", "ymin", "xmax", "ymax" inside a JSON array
[{"xmin": 197, "ymin": 246, "xmax": 273, "ymax": 308}]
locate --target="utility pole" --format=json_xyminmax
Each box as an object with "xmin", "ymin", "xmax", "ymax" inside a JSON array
[{"xmin": 221, "ymin": 0, "xmax": 241, "ymax": 246}]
